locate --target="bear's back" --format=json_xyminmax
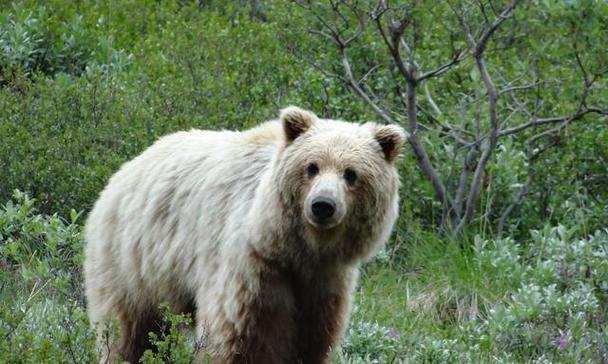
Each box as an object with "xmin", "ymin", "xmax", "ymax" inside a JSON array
[{"xmin": 85, "ymin": 123, "xmax": 281, "ymax": 301}]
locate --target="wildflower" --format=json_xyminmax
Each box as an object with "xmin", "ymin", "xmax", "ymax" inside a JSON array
[{"xmin": 557, "ymin": 334, "xmax": 567, "ymax": 352}]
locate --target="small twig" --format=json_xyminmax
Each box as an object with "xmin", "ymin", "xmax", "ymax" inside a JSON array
[
  {"xmin": 417, "ymin": 49, "xmax": 467, "ymax": 82},
  {"xmin": 574, "ymin": 44, "xmax": 590, "ymax": 87},
  {"xmin": 305, "ymin": 29, "xmax": 335, "ymax": 41},
  {"xmin": 498, "ymin": 80, "xmax": 543, "ymax": 95},
  {"xmin": 339, "ymin": 48, "xmax": 394, "ymax": 124},
  {"xmin": 358, "ymin": 64, "xmax": 380, "ymax": 84},
  {"xmin": 423, "ymin": 82, "xmax": 442, "ymax": 115}
]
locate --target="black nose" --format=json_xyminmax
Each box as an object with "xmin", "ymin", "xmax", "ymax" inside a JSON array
[{"xmin": 311, "ymin": 197, "xmax": 336, "ymax": 221}]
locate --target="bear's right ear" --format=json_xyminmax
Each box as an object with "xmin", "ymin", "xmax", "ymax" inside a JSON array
[{"xmin": 280, "ymin": 106, "xmax": 316, "ymax": 142}]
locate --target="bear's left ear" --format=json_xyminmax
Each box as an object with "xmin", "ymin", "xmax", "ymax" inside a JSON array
[
  {"xmin": 280, "ymin": 106, "xmax": 317, "ymax": 143},
  {"xmin": 374, "ymin": 124, "xmax": 408, "ymax": 162}
]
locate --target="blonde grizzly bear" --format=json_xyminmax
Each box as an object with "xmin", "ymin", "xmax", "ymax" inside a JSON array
[{"xmin": 84, "ymin": 106, "xmax": 405, "ymax": 364}]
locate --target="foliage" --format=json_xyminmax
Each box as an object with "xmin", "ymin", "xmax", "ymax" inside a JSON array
[
  {"xmin": 141, "ymin": 307, "xmax": 212, "ymax": 364},
  {"xmin": 340, "ymin": 316, "xmax": 400, "ymax": 363},
  {"xmin": 342, "ymin": 224, "xmax": 608, "ymax": 363},
  {"xmin": 1, "ymin": 0, "xmax": 607, "ymax": 363},
  {"xmin": 0, "ymin": 0, "xmax": 370, "ymax": 216},
  {"xmin": 1, "ymin": 1, "xmax": 605, "ymax": 235},
  {"xmin": 0, "ymin": 195, "xmax": 607, "ymax": 361},
  {"xmin": 0, "ymin": 191, "xmax": 97, "ymax": 363},
  {"xmin": 0, "ymin": 3, "xmax": 100, "ymax": 84},
  {"xmin": 288, "ymin": 0, "xmax": 608, "ymax": 236}
]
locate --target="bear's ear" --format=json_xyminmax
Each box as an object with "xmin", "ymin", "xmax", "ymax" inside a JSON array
[
  {"xmin": 374, "ymin": 124, "xmax": 408, "ymax": 162},
  {"xmin": 280, "ymin": 106, "xmax": 317, "ymax": 142}
]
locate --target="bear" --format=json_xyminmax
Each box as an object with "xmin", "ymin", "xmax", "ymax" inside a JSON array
[{"xmin": 83, "ymin": 106, "xmax": 406, "ymax": 364}]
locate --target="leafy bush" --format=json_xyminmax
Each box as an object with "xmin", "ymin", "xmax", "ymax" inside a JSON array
[
  {"xmin": 0, "ymin": 191, "xmax": 96, "ymax": 363},
  {"xmin": 0, "ymin": 4, "xmax": 97, "ymax": 84},
  {"xmin": 0, "ymin": 1, "xmax": 375, "ymax": 217},
  {"xmin": 472, "ymin": 226, "xmax": 608, "ymax": 362},
  {"xmin": 1, "ymin": 1, "xmax": 606, "ymax": 236},
  {"xmin": 140, "ymin": 307, "xmax": 213, "ymax": 364},
  {"xmin": 340, "ymin": 317, "xmax": 400, "ymax": 363},
  {"xmin": 1, "ymin": 195, "xmax": 607, "ymax": 362},
  {"xmin": 405, "ymin": 226, "xmax": 608, "ymax": 363},
  {"xmin": 1, "ymin": 1, "xmax": 607, "ymax": 362}
]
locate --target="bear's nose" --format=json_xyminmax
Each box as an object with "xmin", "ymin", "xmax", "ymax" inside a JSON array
[{"xmin": 311, "ymin": 197, "xmax": 336, "ymax": 221}]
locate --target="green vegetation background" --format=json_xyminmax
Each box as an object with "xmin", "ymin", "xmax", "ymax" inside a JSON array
[{"xmin": 0, "ymin": 1, "xmax": 607, "ymax": 363}]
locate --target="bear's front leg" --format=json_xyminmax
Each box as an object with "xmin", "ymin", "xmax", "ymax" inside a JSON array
[
  {"xmin": 196, "ymin": 304, "xmax": 297, "ymax": 364},
  {"xmin": 196, "ymin": 253, "xmax": 299, "ymax": 364},
  {"xmin": 297, "ymin": 293, "xmax": 350, "ymax": 364},
  {"xmin": 296, "ymin": 268, "xmax": 358, "ymax": 364}
]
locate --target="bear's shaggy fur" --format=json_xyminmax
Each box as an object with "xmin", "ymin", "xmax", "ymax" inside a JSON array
[{"xmin": 84, "ymin": 106, "xmax": 406, "ymax": 363}]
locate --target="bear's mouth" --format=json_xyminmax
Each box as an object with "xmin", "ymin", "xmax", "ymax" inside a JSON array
[{"xmin": 306, "ymin": 215, "xmax": 340, "ymax": 230}]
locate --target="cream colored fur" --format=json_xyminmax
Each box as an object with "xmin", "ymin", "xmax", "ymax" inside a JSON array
[{"xmin": 84, "ymin": 106, "xmax": 405, "ymax": 364}]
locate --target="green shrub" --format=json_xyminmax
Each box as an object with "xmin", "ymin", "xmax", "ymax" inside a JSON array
[
  {"xmin": 1, "ymin": 1, "xmax": 605, "ymax": 236},
  {"xmin": 0, "ymin": 4, "xmax": 97, "ymax": 84},
  {"xmin": 0, "ymin": 1, "xmax": 373, "ymax": 217},
  {"xmin": 340, "ymin": 316, "xmax": 400, "ymax": 363},
  {"xmin": 0, "ymin": 191, "xmax": 96, "ymax": 363},
  {"xmin": 140, "ymin": 307, "xmax": 212, "ymax": 364},
  {"xmin": 1, "ymin": 191, "xmax": 607, "ymax": 362}
]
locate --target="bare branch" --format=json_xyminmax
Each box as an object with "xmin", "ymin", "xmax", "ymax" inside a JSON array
[
  {"xmin": 405, "ymin": 81, "xmax": 455, "ymax": 213},
  {"xmin": 417, "ymin": 49, "xmax": 467, "ymax": 82},
  {"xmin": 373, "ymin": 2, "xmax": 456, "ymax": 216},
  {"xmin": 476, "ymin": 0, "xmax": 490, "ymax": 24},
  {"xmin": 498, "ymin": 109, "xmax": 602, "ymax": 137},
  {"xmin": 305, "ymin": 29, "xmax": 334, "ymax": 41},
  {"xmin": 423, "ymin": 82, "xmax": 442, "ymax": 115},
  {"xmin": 454, "ymin": 147, "xmax": 478, "ymax": 219},
  {"xmin": 358, "ymin": 64, "xmax": 380, "ymax": 84},
  {"xmin": 376, "ymin": 4, "xmax": 456, "ymax": 215},
  {"xmin": 574, "ymin": 44, "xmax": 590, "ymax": 86},
  {"xmin": 455, "ymin": 59, "xmax": 499, "ymax": 233},
  {"xmin": 373, "ymin": 7, "xmax": 416, "ymax": 84},
  {"xmin": 498, "ymin": 81, "xmax": 543, "ymax": 95},
  {"xmin": 453, "ymin": 0, "xmax": 520, "ymax": 235},
  {"xmin": 415, "ymin": 104, "xmax": 472, "ymax": 145},
  {"xmin": 340, "ymin": 48, "xmax": 394, "ymax": 124},
  {"xmin": 339, "ymin": 0, "xmax": 367, "ymax": 47},
  {"xmin": 587, "ymin": 107, "xmax": 608, "ymax": 115},
  {"xmin": 474, "ymin": 0, "xmax": 520, "ymax": 57}
]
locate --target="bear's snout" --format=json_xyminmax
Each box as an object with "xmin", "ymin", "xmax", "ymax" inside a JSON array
[
  {"xmin": 311, "ymin": 197, "xmax": 336, "ymax": 222},
  {"xmin": 305, "ymin": 173, "xmax": 346, "ymax": 229}
]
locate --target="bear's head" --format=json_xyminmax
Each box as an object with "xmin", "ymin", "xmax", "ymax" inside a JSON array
[{"xmin": 275, "ymin": 106, "xmax": 407, "ymax": 263}]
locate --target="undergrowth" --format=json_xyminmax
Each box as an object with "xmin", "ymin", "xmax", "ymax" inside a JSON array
[{"xmin": 1, "ymin": 192, "xmax": 607, "ymax": 363}]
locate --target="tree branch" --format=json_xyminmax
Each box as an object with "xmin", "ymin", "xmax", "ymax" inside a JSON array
[
  {"xmin": 473, "ymin": 0, "xmax": 520, "ymax": 58},
  {"xmin": 454, "ymin": 146, "xmax": 478, "ymax": 219},
  {"xmin": 455, "ymin": 60, "xmax": 498, "ymax": 233},
  {"xmin": 417, "ymin": 49, "xmax": 467, "ymax": 82},
  {"xmin": 498, "ymin": 80, "xmax": 543, "ymax": 95},
  {"xmin": 453, "ymin": 0, "xmax": 519, "ymax": 235},
  {"xmin": 498, "ymin": 108, "xmax": 605, "ymax": 137},
  {"xmin": 339, "ymin": 48, "xmax": 394, "ymax": 124},
  {"xmin": 405, "ymin": 80, "xmax": 454, "ymax": 214}
]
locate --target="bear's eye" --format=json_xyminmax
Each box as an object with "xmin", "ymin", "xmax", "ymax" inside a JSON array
[
  {"xmin": 307, "ymin": 163, "xmax": 319, "ymax": 178},
  {"xmin": 344, "ymin": 168, "xmax": 357, "ymax": 186}
]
